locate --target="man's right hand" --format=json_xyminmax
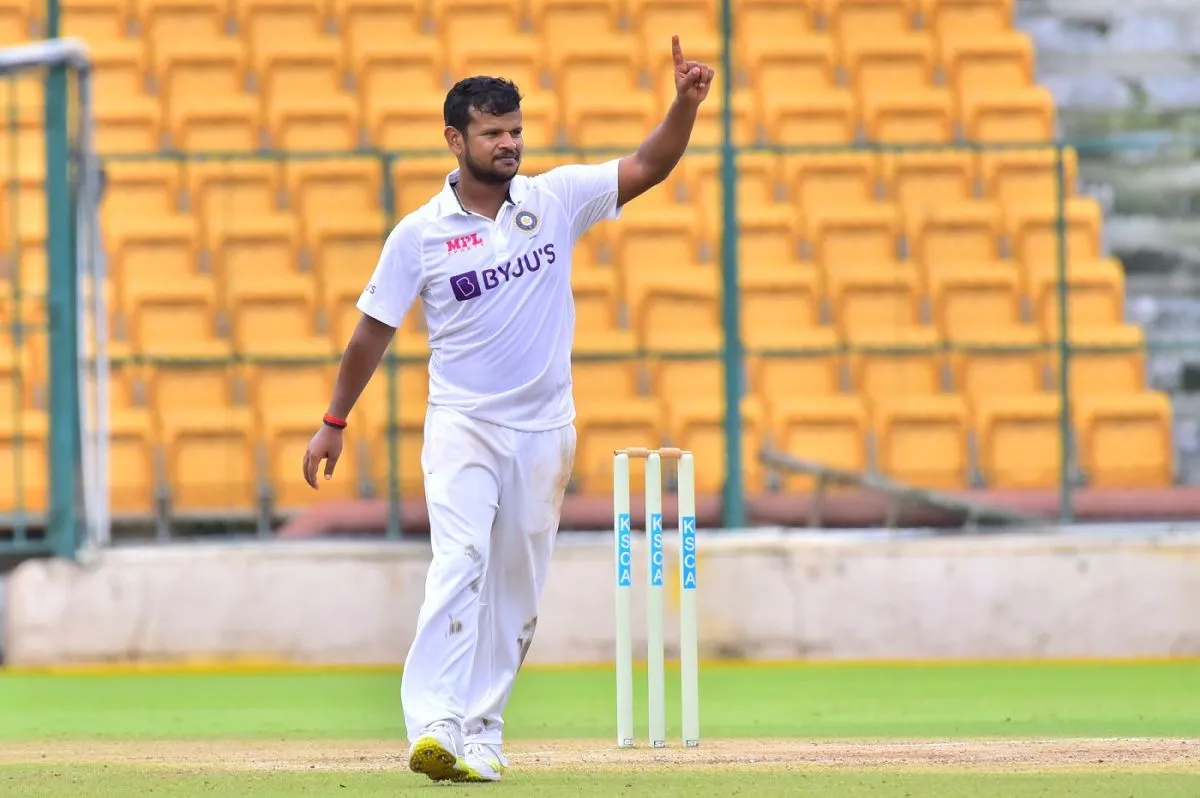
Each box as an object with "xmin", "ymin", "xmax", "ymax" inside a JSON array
[{"xmin": 303, "ymin": 425, "xmax": 344, "ymax": 489}]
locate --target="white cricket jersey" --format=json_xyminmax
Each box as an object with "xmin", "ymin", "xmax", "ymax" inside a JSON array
[{"xmin": 356, "ymin": 159, "xmax": 622, "ymax": 432}]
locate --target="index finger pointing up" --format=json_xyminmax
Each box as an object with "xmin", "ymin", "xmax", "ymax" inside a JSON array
[{"xmin": 672, "ymin": 34, "xmax": 684, "ymax": 67}]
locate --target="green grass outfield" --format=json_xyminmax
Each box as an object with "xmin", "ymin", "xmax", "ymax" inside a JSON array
[{"xmin": 2, "ymin": 661, "xmax": 1198, "ymax": 796}]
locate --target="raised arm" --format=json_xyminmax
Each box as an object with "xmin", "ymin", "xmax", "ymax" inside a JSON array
[{"xmin": 617, "ymin": 35, "xmax": 715, "ymax": 208}]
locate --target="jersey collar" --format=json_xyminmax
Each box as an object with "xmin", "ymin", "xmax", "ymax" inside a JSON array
[{"xmin": 437, "ymin": 168, "xmax": 529, "ymax": 217}]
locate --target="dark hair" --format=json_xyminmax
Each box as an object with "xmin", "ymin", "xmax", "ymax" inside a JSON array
[{"xmin": 444, "ymin": 77, "xmax": 523, "ymax": 134}]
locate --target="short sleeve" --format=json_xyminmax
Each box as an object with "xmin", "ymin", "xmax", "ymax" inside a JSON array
[
  {"xmin": 356, "ymin": 219, "xmax": 423, "ymax": 329},
  {"xmin": 537, "ymin": 158, "xmax": 622, "ymax": 241}
]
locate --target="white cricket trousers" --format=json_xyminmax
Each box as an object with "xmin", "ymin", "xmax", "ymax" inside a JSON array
[{"xmin": 401, "ymin": 405, "xmax": 576, "ymax": 745}]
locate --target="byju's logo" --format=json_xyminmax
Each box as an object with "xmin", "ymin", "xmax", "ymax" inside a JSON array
[
  {"xmin": 447, "ymin": 243, "xmax": 556, "ymax": 303},
  {"xmin": 449, "ymin": 271, "xmax": 482, "ymax": 301}
]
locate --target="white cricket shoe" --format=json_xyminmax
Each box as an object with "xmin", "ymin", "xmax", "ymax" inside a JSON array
[
  {"xmin": 455, "ymin": 742, "xmax": 509, "ymax": 783},
  {"xmin": 407, "ymin": 720, "xmax": 467, "ymax": 782}
]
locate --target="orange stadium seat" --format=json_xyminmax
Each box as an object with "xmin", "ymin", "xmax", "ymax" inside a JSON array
[
  {"xmin": 142, "ymin": 0, "xmax": 227, "ymax": 56},
  {"xmin": 684, "ymin": 152, "xmax": 783, "ymax": 214},
  {"xmin": 629, "ymin": 277, "xmax": 721, "ymax": 350},
  {"xmin": 1004, "ymin": 196, "xmax": 1104, "ymax": 273},
  {"xmin": 168, "ymin": 97, "xmax": 262, "ymax": 151},
  {"xmin": 828, "ymin": 265, "xmax": 921, "ymax": 337},
  {"xmin": 255, "ymin": 40, "xmax": 347, "ymax": 117},
  {"xmin": 450, "ymin": 41, "xmax": 543, "ymax": 99},
  {"xmin": 99, "ymin": 161, "xmax": 182, "ymax": 225},
  {"xmin": 882, "ymin": 151, "xmax": 976, "ymax": 215},
  {"xmin": 90, "ymin": 40, "xmax": 149, "ymax": 108},
  {"xmin": 740, "ymin": 268, "xmax": 823, "ymax": 348},
  {"xmin": 668, "ymin": 400, "xmax": 767, "ymax": 494},
  {"xmin": 872, "ymin": 395, "xmax": 970, "ymax": 489},
  {"xmin": 611, "ymin": 203, "xmax": 706, "ymax": 276},
  {"xmin": 980, "ymin": 147, "xmax": 1079, "ymax": 209},
  {"xmin": 768, "ymin": 395, "xmax": 868, "ymax": 491},
  {"xmin": 530, "ymin": 0, "xmax": 621, "ymax": 40},
  {"xmin": 227, "ymin": 279, "xmax": 322, "ymax": 353},
  {"xmin": 0, "ymin": 413, "xmax": 48, "ymax": 514},
  {"xmin": 125, "ymin": 278, "xmax": 227, "ymax": 357},
  {"xmin": 929, "ymin": 264, "xmax": 1021, "ymax": 337},
  {"xmin": 155, "ymin": 39, "xmax": 247, "ymax": 122},
  {"xmin": 766, "ymin": 90, "xmax": 856, "ymax": 145},
  {"xmin": 1027, "ymin": 258, "xmax": 1125, "ymax": 336},
  {"xmin": 939, "ymin": 31, "xmax": 1033, "ymax": 98},
  {"xmin": 628, "ymin": 0, "xmax": 717, "ymax": 48},
  {"xmin": 908, "ymin": 201, "xmax": 1003, "ymax": 282},
  {"xmin": 548, "ymin": 34, "xmax": 639, "ymax": 103},
  {"xmin": 785, "ymin": 153, "xmax": 880, "ymax": 209},
  {"xmin": 337, "ymin": 0, "xmax": 426, "ymax": 57},
  {"xmin": 848, "ymin": 325, "xmax": 944, "ymax": 402},
  {"xmin": 739, "ymin": 0, "xmax": 817, "ymax": 51},
  {"xmin": 750, "ymin": 327, "xmax": 844, "ymax": 401},
  {"xmin": 861, "ymin": 88, "xmax": 954, "ymax": 142},
  {"xmin": 842, "ymin": 33, "xmax": 935, "ymax": 100},
  {"xmin": 273, "ymin": 95, "xmax": 361, "ymax": 149},
  {"xmin": 1074, "ymin": 392, "xmax": 1172, "ymax": 488},
  {"xmin": 354, "ymin": 39, "xmax": 443, "ymax": 105},
  {"xmin": 286, "ymin": 159, "xmax": 380, "ymax": 221},
  {"xmin": 306, "ymin": 217, "xmax": 383, "ymax": 317},
  {"xmin": 565, "ymin": 94, "xmax": 657, "ymax": 148},
  {"xmin": 736, "ymin": 206, "xmax": 803, "ymax": 268},
  {"xmin": 159, "ymin": 412, "xmax": 258, "ymax": 512},
  {"xmin": 149, "ymin": 362, "xmax": 241, "ymax": 418},
  {"xmin": 240, "ymin": 0, "xmax": 327, "ymax": 60},
  {"xmin": 973, "ymin": 394, "xmax": 1062, "ymax": 488},
  {"xmin": 572, "ymin": 267, "xmax": 621, "ymax": 333},
  {"xmin": 1048, "ymin": 324, "xmax": 1145, "ymax": 398},
  {"xmin": 918, "ymin": 0, "xmax": 1013, "ymax": 39},
  {"xmin": 95, "ymin": 100, "xmax": 163, "ymax": 153},
  {"xmin": 573, "ymin": 399, "xmax": 664, "ymax": 494},
  {"xmin": 572, "ymin": 332, "xmax": 643, "ymax": 404},
  {"xmin": 962, "ymin": 86, "xmax": 1056, "ymax": 142},
  {"xmin": 804, "ymin": 202, "xmax": 900, "ymax": 276},
  {"xmin": 392, "ymin": 157, "xmax": 452, "ymax": 216},
  {"xmin": 434, "ymin": 0, "xmax": 524, "ymax": 42},
  {"xmin": 649, "ymin": 346, "xmax": 726, "ymax": 417},
  {"xmin": 751, "ymin": 37, "xmax": 837, "ymax": 103},
  {"xmin": 213, "ymin": 216, "xmax": 304, "ymax": 294},
  {"xmin": 62, "ymin": 0, "xmax": 131, "ymax": 39},
  {"xmin": 187, "ymin": 161, "xmax": 282, "ymax": 235},
  {"xmin": 947, "ymin": 325, "xmax": 1046, "ymax": 409},
  {"xmin": 108, "ymin": 215, "xmax": 199, "ymax": 292}
]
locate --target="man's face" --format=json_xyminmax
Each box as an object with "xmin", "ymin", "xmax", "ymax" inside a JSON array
[{"xmin": 452, "ymin": 108, "xmax": 523, "ymax": 185}]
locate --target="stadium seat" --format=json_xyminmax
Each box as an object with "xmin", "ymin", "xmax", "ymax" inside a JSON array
[
  {"xmin": 62, "ymin": 0, "xmax": 131, "ymax": 39},
  {"xmin": 109, "ymin": 410, "xmax": 157, "ymax": 516},
  {"xmin": 108, "ymin": 215, "xmax": 200, "ymax": 294},
  {"xmin": 572, "ymin": 266, "xmax": 621, "ymax": 333},
  {"xmin": 825, "ymin": 0, "xmax": 917, "ymax": 41},
  {"xmin": 95, "ymin": 100, "xmax": 164, "ymax": 154},
  {"xmin": 684, "ymin": 152, "xmax": 783, "ymax": 214},
  {"xmin": 961, "ymin": 86, "xmax": 1056, "ymax": 142},
  {"xmin": 125, "ymin": 278, "xmax": 227, "ymax": 357},
  {"xmin": 947, "ymin": 325, "xmax": 1045, "ymax": 409},
  {"xmin": 648, "ymin": 347, "xmax": 727, "ymax": 415},
  {"xmin": 918, "ymin": 0, "xmax": 1013, "ymax": 39},
  {"xmin": 908, "ymin": 201, "xmax": 1003, "ymax": 282},
  {"xmin": 565, "ymin": 94, "xmax": 657, "ymax": 149},
  {"xmin": 848, "ymin": 325, "xmax": 944, "ymax": 402},
  {"xmin": 749, "ymin": 326, "xmax": 843, "ymax": 401},
  {"xmin": 573, "ymin": 398, "xmax": 664, "ymax": 495},
  {"xmin": 881, "ymin": 151, "xmax": 976, "ymax": 214},
  {"xmin": 155, "ymin": 39, "xmax": 248, "ymax": 123},
  {"xmin": 168, "ymin": 97, "xmax": 263, "ymax": 152},
  {"xmin": 449, "ymin": 41, "xmax": 543, "ymax": 100},
  {"xmin": 739, "ymin": 0, "xmax": 818, "ymax": 52},
  {"xmin": 142, "ymin": 0, "xmax": 226, "ymax": 56},
  {"xmin": 979, "ymin": 147, "xmax": 1079, "ymax": 209},
  {"xmin": 804, "ymin": 202, "xmax": 900, "ymax": 274},
  {"xmin": 227, "ymin": 278, "xmax": 324, "ymax": 353},
  {"xmin": 861, "ymin": 88, "xmax": 954, "ymax": 142},
  {"xmin": 827, "ymin": 265, "xmax": 921, "ymax": 337},
  {"xmin": 99, "ymin": 161, "xmax": 183, "ymax": 226},
  {"xmin": 628, "ymin": 0, "xmax": 718, "ymax": 51},
  {"xmin": 627, "ymin": 275, "xmax": 721, "ymax": 350},
  {"xmin": 255, "ymin": 40, "xmax": 347, "ymax": 119},
  {"xmin": 1074, "ymin": 392, "xmax": 1173, "ymax": 488},
  {"xmin": 272, "ymin": 95, "xmax": 360, "ymax": 150},
  {"xmin": 187, "ymin": 161, "xmax": 283, "ymax": 241},
  {"xmin": 337, "ymin": 0, "xmax": 427, "ymax": 66},
  {"xmin": 686, "ymin": 90, "xmax": 758, "ymax": 149},
  {"xmin": 667, "ymin": 399, "xmax": 767, "ymax": 494},
  {"xmin": 766, "ymin": 90, "xmax": 856, "ymax": 145},
  {"xmin": 149, "ymin": 362, "xmax": 241, "ymax": 419},
  {"xmin": 929, "ymin": 264, "xmax": 1021, "ymax": 337},
  {"xmin": 973, "ymin": 394, "xmax": 1062, "ymax": 488},
  {"xmin": 735, "ymin": 206, "xmax": 803, "ymax": 269},
  {"xmin": 307, "ymin": 217, "xmax": 384, "ymax": 327},
  {"xmin": 768, "ymin": 395, "xmax": 868, "ymax": 491},
  {"xmin": 0, "ymin": 413, "xmax": 48, "ymax": 514},
  {"xmin": 354, "ymin": 38, "xmax": 443, "ymax": 106},
  {"xmin": 285, "ymin": 159, "xmax": 380, "ymax": 221},
  {"xmin": 872, "ymin": 394, "xmax": 970, "ymax": 489},
  {"xmin": 939, "ymin": 31, "xmax": 1033, "ymax": 98},
  {"xmin": 240, "ymin": 0, "xmax": 327, "ymax": 65},
  {"xmin": 1005, "ymin": 197, "xmax": 1104, "ymax": 275},
  {"xmin": 213, "ymin": 216, "xmax": 304, "ymax": 298},
  {"xmin": 740, "ymin": 267, "xmax": 822, "ymax": 349},
  {"xmin": 90, "ymin": 40, "xmax": 149, "ymax": 108},
  {"xmin": 571, "ymin": 330, "xmax": 643, "ymax": 404},
  {"xmin": 434, "ymin": 0, "xmax": 524, "ymax": 41},
  {"xmin": 611, "ymin": 203, "xmax": 707, "ymax": 278},
  {"xmin": 1030, "ymin": 259, "xmax": 1126, "ymax": 339},
  {"xmin": 549, "ymin": 35, "xmax": 639, "ymax": 103},
  {"xmin": 391, "ymin": 157, "xmax": 452, "ymax": 217},
  {"xmin": 159, "ymin": 411, "xmax": 259, "ymax": 512},
  {"xmin": 842, "ymin": 33, "xmax": 936, "ymax": 100},
  {"xmin": 751, "ymin": 37, "xmax": 838, "ymax": 100},
  {"xmin": 529, "ymin": 0, "xmax": 621, "ymax": 41},
  {"xmin": 784, "ymin": 153, "xmax": 880, "ymax": 209},
  {"xmin": 356, "ymin": 353, "xmax": 429, "ymax": 428},
  {"xmin": 1048, "ymin": 323, "xmax": 1146, "ymax": 399}
]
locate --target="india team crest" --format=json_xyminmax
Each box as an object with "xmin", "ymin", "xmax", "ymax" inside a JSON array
[{"xmin": 514, "ymin": 209, "xmax": 540, "ymax": 234}]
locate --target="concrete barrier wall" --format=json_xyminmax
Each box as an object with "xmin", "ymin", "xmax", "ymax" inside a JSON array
[{"xmin": 6, "ymin": 529, "xmax": 1200, "ymax": 666}]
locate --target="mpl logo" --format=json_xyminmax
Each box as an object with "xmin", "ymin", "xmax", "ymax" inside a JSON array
[
  {"xmin": 448, "ymin": 243, "xmax": 556, "ymax": 303},
  {"xmin": 446, "ymin": 232, "xmax": 483, "ymax": 254}
]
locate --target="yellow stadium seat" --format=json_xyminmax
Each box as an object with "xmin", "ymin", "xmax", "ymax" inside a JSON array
[
  {"xmin": 90, "ymin": 40, "xmax": 148, "ymax": 107},
  {"xmin": 768, "ymin": 395, "xmax": 868, "ymax": 491},
  {"xmin": 872, "ymin": 395, "xmax": 969, "ymax": 489},
  {"xmin": 629, "ymin": 276, "xmax": 721, "ymax": 351},
  {"xmin": 918, "ymin": 0, "xmax": 1013, "ymax": 39},
  {"xmin": 962, "ymin": 86, "xmax": 1055, "ymax": 142},
  {"xmin": 629, "ymin": 0, "xmax": 717, "ymax": 50},
  {"xmin": 187, "ymin": 161, "xmax": 282, "ymax": 238},
  {"xmin": 160, "ymin": 412, "xmax": 258, "ymax": 512},
  {"xmin": 336, "ymin": 0, "xmax": 425, "ymax": 59},
  {"xmin": 826, "ymin": 0, "xmax": 917, "ymax": 42},
  {"xmin": 241, "ymin": 0, "xmax": 326, "ymax": 60},
  {"xmin": 735, "ymin": 206, "xmax": 803, "ymax": 268},
  {"xmin": 947, "ymin": 325, "xmax": 1045, "ymax": 409},
  {"xmin": 804, "ymin": 202, "xmax": 900, "ymax": 273},
  {"xmin": 256, "ymin": 40, "xmax": 347, "ymax": 116},
  {"xmin": 649, "ymin": 343, "xmax": 726, "ymax": 409},
  {"xmin": 784, "ymin": 152, "xmax": 880, "ymax": 208},
  {"xmin": 766, "ymin": 90, "xmax": 855, "ymax": 145},
  {"xmin": 739, "ymin": 0, "xmax": 818, "ymax": 51},
  {"xmin": 95, "ymin": 99, "xmax": 163, "ymax": 153},
  {"xmin": 848, "ymin": 325, "xmax": 943, "ymax": 402},
  {"xmin": 842, "ymin": 33, "xmax": 935, "ymax": 100},
  {"xmin": 572, "ymin": 330, "xmax": 643, "ymax": 400},
  {"xmin": 979, "ymin": 147, "xmax": 1079, "ymax": 209},
  {"xmin": 549, "ymin": 35, "xmax": 639, "ymax": 101},
  {"xmin": 684, "ymin": 152, "xmax": 783, "ymax": 213},
  {"xmin": 368, "ymin": 92, "xmax": 452, "ymax": 151},
  {"xmin": 286, "ymin": 159, "xmax": 380, "ymax": 221},
  {"xmin": 142, "ymin": 0, "xmax": 226, "ymax": 53},
  {"xmin": 126, "ymin": 278, "xmax": 227, "ymax": 358},
  {"xmin": 155, "ymin": 39, "xmax": 247, "ymax": 122},
  {"xmin": 611, "ymin": 204, "xmax": 706, "ymax": 276},
  {"xmin": 0, "ymin": 414, "xmax": 48, "ymax": 515},
  {"xmin": 392, "ymin": 157, "xmax": 451, "ymax": 217},
  {"xmin": 861, "ymin": 88, "xmax": 954, "ymax": 142},
  {"xmin": 828, "ymin": 265, "xmax": 920, "ymax": 337},
  {"xmin": 667, "ymin": 400, "xmax": 767, "ymax": 494},
  {"xmin": 307, "ymin": 217, "xmax": 383, "ymax": 308},
  {"xmin": 213, "ymin": 217, "xmax": 303, "ymax": 297},
  {"xmin": 1027, "ymin": 258, "xmax": 1125, "ymax": 337},
  {"xmin": 740, "ymin": 268, "xmax": 823, "ymax": 349},
  {"xmin": 1074, "ymin": 392, "xmax": 1172, "ymax": 488},
  {"xmin": 63, "ymin": 0, "xmax": 130, "ymax": 39},
  {"xmin": 228, "ymin": 279, "xmax": 324, "ymax": 353},
  {"xmin": 750, "ymin": 326, "xmax": 843, "ymax": 400},
  {"xmin": 679, "ymin": 91, "xmax": 758, "ymax": 150},
  {"xmin": 751, "ymin": 36, "xmax": 838, "ymax": 99},
  {"xmin": 108, "ymin": 215, "xmax": 199, "ymax": 291},
  {"xmin": 450, "ymin": 41, "xmax": 543, "ymax": 100},
  {"xmin": 245, "ymin": 354, "xmax": 333, "ymax": 421},
  {"xmin": 939, "ymin": 31, "xmax": 1033, "ymax": 98},
  {"xmin": 572, "ymin": 266, "xmax": 620, "ymax": 332},
  {"xmin": 168, "ymin": 96, "xmax": 262, "ymax": 152},
  {"xmin": 567, "ymin": 98, "xmax": 653, "ymax": 148},
  {"xmin": 0, "ymin": 122, "xmax": 45, "ymax": 180},
  {"xmin": 272, "ymin": 95, "xmax": 360, "ymax": 150},
  {"xmin": 530, "ymin": 0, "xmax": 621, "ymax": 41},
  {"xmin": 881, "ymin": 151, "xmax": 976, "ymax": 213},
  {"xmin": 973, "ymin": 394, "xmax": 1062, "ymax": 488},
  {"xmin": 1047, "ymin": 324, "xmax": 1145, "ymax": 399},
  {"xmin": 356, "ymin": 354, "xmax": 429, "ymax": 429},
  {"xmin": 573, "ymin": 399, "xmax": 664, "ymax": 495},
  {"xmin": 434, "ymin": 0, "xmax": 523, "ymax": 41},
  {"xmin": 149, "ymin": 362, "xmax": 240, "ymax": 417},
  {"xmin": 929, "ymin": 264, "xmax": 1021, "ymax": 337},
  {"xmin": 99, "ymin": 161, "xmax": 183, "ymax": 226},
  {"xmin": 109, "ymin": 410, "xmax": 155, "ymax": 516},
  {"xmin": 354, "ymin": 39, "xmax": 444, "ymax": 105},
  {"xmin": 907, "ymin": 201, "xmax": 1002, "ymax": 279},
  {"xmin": 1005, "ymin": 196, "xmax": 1104, "ymax": 274}
]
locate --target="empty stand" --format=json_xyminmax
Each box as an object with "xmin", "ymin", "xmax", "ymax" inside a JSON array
[
  {"xmin": 668, "ymin": 400, "xmax": 766, "ymax": 494},
  {"xmin": 872, "ymin": 395, "xmax": 970, "ymax": 489},
  {"xmin": 785, "ymin": 152, "xmax": 880, "ymax": 209},
  {"xmin": 938, "ymin": 31, "xmax": 1033, "ymax": 98},
  {"xmin": 961, "ymin": 85, "xmax": 1056, "ymax": 141},
  {"xmin": 750, "ymin": 326, "xmax": 844, "ymax": 400},
  {"xmin": 980, "ymin": 147, "xmax": 1079, "ymax": 208},
  {"xmin": 918, "ymin": 0, "xmax": 1013, "ymax": 39},
  {"xmin": 1027, "ymin": 257, "xmax": 1125, "ymax": 335},
  {"xmin": 766, "ymin": 91, "xmax": 856, "ymax": 144},
  {"xmin": 882, "ymin": 150, "xmax": 976, "ymax": 211},
  {"xmin": 861, "ymin": 88, "xmax": 955, "ymax": 142},
  {"xmin": 740, "ymin": 268, "xmax": 822, "ymax": 348},
  {"xmin": 848, "ymin": 326, "xmax": 944, "ymax": 402},
  {"xmin": 843, "ymin": 33, "xmax": 935, "ymax": 100},
  {"xmin": 827, "ymin": 265, "xmax": 921, "ymax": 337},
  {"xmin": 948, "ymin": 325, "xmax": 1046, "ymax": 409},
  {"xmin": 804, "ymin": 202, "xmax": 900, "ymax": 277},
  {"xmin": 973, "ymin": 394, "xmax": 1062, "ymax": 488},
  {"xmin": 1074, "ymin": 392, "xmax": 1172, "ymax": 488},
  {"xmin": 768, "ymin": 395, "xmax": 868, "ymax": 491},
  {"xmin": 929, "ymin": 264, "xmax": 1021, "ymax": 336},
  {"xmin": 1048, "ymin": 323, "xmax": 1146, "ymax": 399}
]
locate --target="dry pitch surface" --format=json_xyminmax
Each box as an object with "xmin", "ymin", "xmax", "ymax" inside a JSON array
[{"xmin": 3, "ymin": 738, "xmax": 1197, "ymax": 774}]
